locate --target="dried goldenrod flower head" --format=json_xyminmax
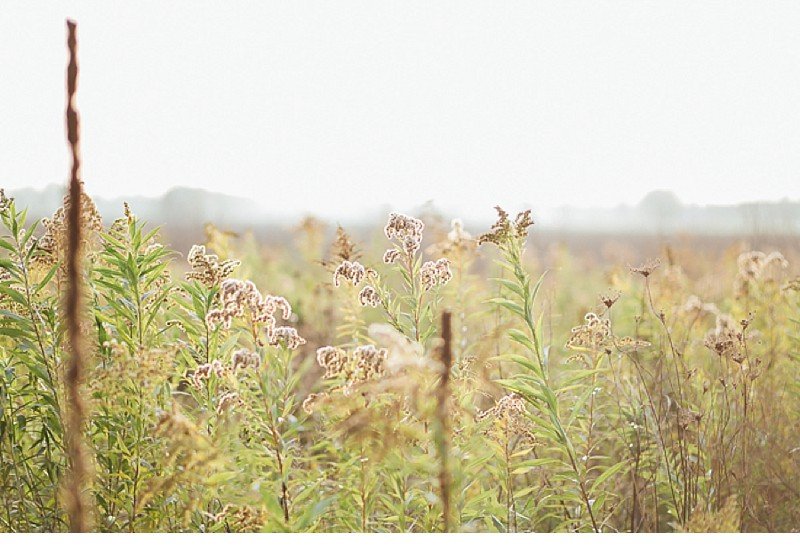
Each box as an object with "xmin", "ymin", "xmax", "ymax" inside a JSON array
[
  {"xmin": 358, "ymin": 285, "xmax": 381, "ymax": 307},
  {"xmin": 332, "ymin": 226, "xmax": 360, "ymax": 262},
  {"xmin": 383, "ymin": 248, "xmax": 401, "ymax": 264},
  {"xmin": 185, "ymin": 244, "xmax": 240, "ymax": 288},
  {"xmin": 567, "ymin": 312, "xmax": 612, "ymax": 350},
  {"xmin": 207, "ymin": 279, "xmax": 296, "ymax": 345},
  {"xmin": 385, "ymin": 212, "xmax": 425, "ymax": 255},
  {"xmin": 216, "ymin": 391, "xmax": 243, "ymax": 415},
  {"xmin": 737, "ymin": 250, "xmax": 788, "ymax": 281},
  {"xmin": 188, "ymin": 360, "xmax": 227, "ymax": 388},
  {"xmin": 302, "ymin": 392, "xmax": 330, "ymax": 415},
  {"xmin": 478, "ymin": 207, "xmax": 534, "ymax": 246},
  {"xmin": 477, "ymin": 393, "xmax": 531, "ymax": 438},
  {"xmin": 420, "ymin": 258, "xmax": 452, "ymax": 291},
  {"xmin": 683, "ymin": 295, "xmax": 720, "ymax": 316},
  {"xmin": 317, "ymin": 346, "xmax": 349, "ymax": 379},
  {"xmin": 367, "ymin": 323, "xmax": 428, "ymax": 374},
  {"xmin": 352, "ymin": 344, "xmax": 388, "ymax": 381},
  {"xmin": 270, "ymin": 326, "xmax": 307, "ymax": 350},
  {"xmin": 231, "ymin": 348, "xmax": 260, "ymax": 373},
  {"xmin": 333, "ymin": 260, "xmax": 366, "ymax": 287},
  {"xmin": 704, "ymin": 313, "xmax": 744, "ymax": 357},
  {"xmin": 630, "ymin": 258, "xmax": 661, "ymax": 278},
  {"xmin": 34, "ymin": 182, "xmax": 102, "ymax": 266}
]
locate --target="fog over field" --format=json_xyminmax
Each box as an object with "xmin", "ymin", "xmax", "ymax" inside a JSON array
[{"xmin": 3, "ymin": 2, "xmax": 800, "ymax": 221}]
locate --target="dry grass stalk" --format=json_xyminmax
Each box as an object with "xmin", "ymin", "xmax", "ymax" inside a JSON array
[
  {"xmin": 436, "ymin": 311, "xmax": 453, "ymax": 532},
  {"xmin": 63, "ymin": 19, "xmax": 91, "ymax": 533}
]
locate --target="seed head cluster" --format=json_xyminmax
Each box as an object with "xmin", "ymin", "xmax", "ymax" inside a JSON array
[
  {"xmin": 420, "ymin": 258, "xmax": 453, "ymax": 291},
  {"xmin": 358, "ymin": 285, "xmax": 381, "ymax": 307},
  {"xmin": 206, "ymin": 279, "xmax": 300, "ymax": 347},
  {"xmin": 478, "ymin": 207, "xmax": 533, "ymax": 246},
  {"xmin": 34, "ymin": 182, "xmax": 102, "ymax": 267},
  {"xmin": 333, "ymin": 260, "xmax": 367, "ymax": 287},
  {"xmin": 567, "ymin": 312, "xmax": 612, "ymax": 350},
  {"xmin": 477, "ymin": 393, "xmax": 531, "ymax": 438},
  {"xmin": 384, "ymin": 212, "xmax": 425, "ymax": 256},
  {"xmin": 186, "ymin": 245, "xmax": 240, "ymax": 288}
]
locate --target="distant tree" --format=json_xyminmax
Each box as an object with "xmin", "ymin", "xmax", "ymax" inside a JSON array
[{"xmin": 638, "ymin": 190, "xmax": 683, "ymax": 234}]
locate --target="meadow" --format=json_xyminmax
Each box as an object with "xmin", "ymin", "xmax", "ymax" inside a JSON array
[{"xmin": 0, "ymin": 186, "xmax": 798, "ymax": 533}]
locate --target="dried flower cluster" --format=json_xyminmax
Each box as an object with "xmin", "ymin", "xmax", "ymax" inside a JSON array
[
  {"xmin": 566, "ymin": 313, "xmax": 612, "ymax": 350},
  {"xmin": 420, "ymin": 258, "xmax": 453, "ymax": 291},
  {"xmin": 332, "ymin": 226, "xmax": 360, "ymax": 262},
  {"xmin": 206, "ymin": 279, "xmax": 302, "ymax": 348},
  {"xmin": 478, "ymin": 207, "xmax": 533, "ymax": 245},
  {"xmin": 630, "ymin": 259, "xmax": 661, "ymax": 278},
  {"xmin": 34, "ymin": 182, "xmax": 102, "ymax": 266},
  {"xmin": 308, "ymin": 343, "xmax": 389, "ymax": 403},
  {"xmin": 737, "ymin": 251, "xmax": 788, "ymax": 281},
  {"xmin": 316, "ymin": 346, "xmax": 349, "ymax": 379},
  {"xmin": 358, "ymin": 285, "xmax": 381, "ymax": 307},
  {"xmin": 477, "ymin": 393, "xmax": 532, "ymax": 438},
  {"xmin": 703, "ymin": 314, "xmax": 748, "ymax": 360},
  {"xmin": 186, "ymin": 245, "xmax": 240, "ymax": 288},
  {"xmin": 384, "ymin": 212, "xmax": 425, "ymax": 255},
  {"xmin": 216, "ymin": 391, "xmax": 243, "ymax": 415},
  {"xmin": 333, "ymin": 260, "xmax": 367, "ymax": 287}
]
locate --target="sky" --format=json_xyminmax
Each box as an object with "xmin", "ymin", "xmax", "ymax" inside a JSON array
[{"xmin": 1, "ymin": 1, "xmax": 800, "ymax": 220}]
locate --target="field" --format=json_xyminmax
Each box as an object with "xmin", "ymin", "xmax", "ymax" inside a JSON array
[{"xmin": 0, "ymin": 187, "xmax": 798, "ymax": 533}]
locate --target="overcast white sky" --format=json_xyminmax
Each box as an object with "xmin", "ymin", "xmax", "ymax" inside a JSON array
[{"xmin": 1, "ymin": 1, "xmax": 799, "ymax": 219}]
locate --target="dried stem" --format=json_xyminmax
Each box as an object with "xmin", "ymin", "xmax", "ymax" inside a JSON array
[
  {"xmin": 63, "ymin": 19, "xmax": 90, "ymax": 533},
  {"xmin": 436, "ymin": 311, "xmax": 453, "ymax": 532}
]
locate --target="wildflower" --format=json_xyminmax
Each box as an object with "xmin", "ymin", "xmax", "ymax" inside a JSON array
[
  {"xmin": 630, "ymin": 259, "xmax": 661, "ymax": 278},
  {"xmin": 316, "ymin": 346, "xmax": 349, "ymax": 379},
  {"xmin": 477, "ymin": 393, "xmax": 532, "ymax": 438},
  {"xmin": 420, "ymin": 258, "xmax": 453, "ymax": 291},
  {"xmin": 383, "ymin": 248, "xmax": 401, "ymax": 264},
  {"xmin": 333, "ymin": 260, "xmax": 366, "ymax": 287},
  {"xmin": 270, "ymin": 326, "xmax": 306, "ymax": 350},
  {"xmin": 599, "ymin": 290, "xmax": 621, "ymax": 309},
  {"xmin": 703, "ymin": 314, "xmax": 743, "ymax": 357},
  {"xmin": 567, "ymin": 313, "xmax": 612, "ymax": 351},
  {"xmin": 189, "ymin": 360, "xmax": 227, "ymax": 388},
  {"xmin": 206, "ymin": 279, "xmax": 294, "ymax": 345},
  {"xmin": 358, "ymin": 285, "xmax": 381, "ymax": 307},
  {"xmin": 185, "ymin": 244, "xmax": 240, "ymax": 288},
  {"xmin": 216, "ymin": 391, "xmax": 243, "ymax": 415},
  {"xmin": 231, "ymin": 348, "xmax": 260, "ymax": 372},
  {"xmin": 478, "ymin": 207, "xmax": 533, "ymax": 246},
  {"xmin": 331, "ymin": 226, "xmax": 360, "ymax": 262},
  {"xmin": 352, "ymin": 344, "xmax": 388, "ymax": 381},
  {"xmin": 384, "ymin": 212, "xmax": 425, "ymax": 256},
  {"xmin": 737, "ymin": 250, "xmax": 788, "ymax": 281},
  {"xmin": 34, "ymin": 182, "xmax": 102, "ymax": 267}
]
